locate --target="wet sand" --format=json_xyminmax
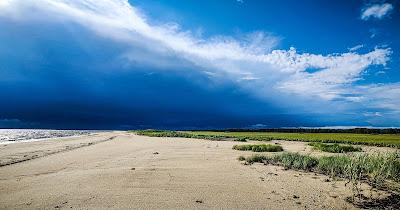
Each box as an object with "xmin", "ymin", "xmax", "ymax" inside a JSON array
[{"xmin": 0, "ymin": 132, "xmax": 378, "ymax": 209}]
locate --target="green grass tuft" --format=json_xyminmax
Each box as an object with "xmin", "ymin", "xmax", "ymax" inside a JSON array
[
  {"xmin": 232, "ymin": 144, "xmax": 283, "ymax": 152},
  {"xmin": 243, "ymin": 154, "xmax": 268, "ymax": 164},
  {"xmin": 242, "ymin": 152, "xmax": 400, "ymax": 194},
  {"xmin": 309, "ymin": 142, "xmax": 362, "ymax": 153},
  {"xmin": 237, "ymin": 156, "xmax": 246, "ymax": 161}
]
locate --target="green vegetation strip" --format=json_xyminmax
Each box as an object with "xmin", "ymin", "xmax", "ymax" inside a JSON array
[
  {"xmin": 135, "ymin": 130, "xmax": 249, "ymax": 141},
  {"xmin": 232, "ymin": 144, "xmax": 283, "ymax": 152},
  {"xmin": 240, "ymin": 152, "xmax": 400, "ymax": 193},
  {"xmin": 134, "ymin": 130, "xmax": 400, "ymax": 148},
  {"xmin": 309, "ymin": 142, "xmax": 362, "ymax": 153}
]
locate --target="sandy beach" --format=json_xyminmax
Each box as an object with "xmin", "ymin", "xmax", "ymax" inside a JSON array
[{"xmin": 0, "ymin": 132, "xmax": 377, "ymax": 209}]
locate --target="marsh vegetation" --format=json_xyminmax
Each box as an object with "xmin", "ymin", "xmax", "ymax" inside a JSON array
[
  {"xmin": 135, "ymin": 130, "xmax": 400, "ymax": 148},
  {"xmin": 308, "ymin": 142, "xmax": 362, "ymax": 153},
  {"xmin": 232, "ymin": 144, "xmax": 283, "ymax": 152}
]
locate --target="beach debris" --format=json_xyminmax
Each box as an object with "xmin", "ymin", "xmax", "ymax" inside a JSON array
[
  {"xmin": 195, "ymin": 199, "xmax": 203, "ymax": 204},
  {"xmin": 153, "ymin": 152, "xmax": 159, "ymax": 155},
  {"xmin": 293, "ymin": 195, "xmax": 299, "ymax": 199},
  {"xmin": 54, "ymin": 201, "xmax": 67, "ymax": 209},
  {"xmin": 130, "ymin": 167, "xmax": 135, "ymax": 170}
]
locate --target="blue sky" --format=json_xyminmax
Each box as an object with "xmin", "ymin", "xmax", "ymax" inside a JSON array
[{"xmin": 0, "ymin": 0, "xmax": 399, "ymax": 129}]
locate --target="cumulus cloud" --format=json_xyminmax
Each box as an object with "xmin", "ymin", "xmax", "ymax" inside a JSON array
[
  {"xmin": 361, "ymin": 3, "xmax": 394, "ymax": 20},
  {"xmin": 275, "ymin": 47, "xmax": 391, "ymax": 100},
  {"xmin": 0, "ymin": 0, "xmax": 398, "ymax": 123}
]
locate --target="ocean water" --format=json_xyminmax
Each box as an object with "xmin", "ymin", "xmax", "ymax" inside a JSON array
[{"xmin": 0, "ymin": 129, "xmax": 95, "ymax": 144}]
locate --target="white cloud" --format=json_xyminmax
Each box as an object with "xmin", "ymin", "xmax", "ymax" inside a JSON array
[
  {"xmin": 369, "ymin": 28, "xmax": 378, "ymax": 38},
  {"xmin": 275, "ymin": 47, "xmax": 391, "ymax": 99},
  {"xmin": 0, "ymin": 0, "xmax": 12, "ymax": 7},
  {"xmin": 359, "ymin": 83, "xmax": 400, "ymax": 112},
  {"xmin": 239, "ymin": 75, "xmax": 260, "ymax": 81},
  {"xmin": 348, "ymin": 44, "xmax": 364, "ymax": 52},
  {"xmin": 0, "ymin": 0, "xmax": 398, "ymax": 119},
  {"xmin": 361, "ymin": 3, "xmax": 394, "ymax": 20},
  {"xmin": 363, "ymin": 112, "xmax": 382, "ymax": 117},
  {"xmin": 375, "ymin": 70, "xmax": 386, "ymax": 75}
]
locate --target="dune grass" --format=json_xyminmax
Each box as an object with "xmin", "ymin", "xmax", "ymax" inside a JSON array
[
  {"xmin": 134, "ymin": 130, "xmax": 400, "ymax": 148},
  {"xmin": 232, "ymin": 144, "xmax": 283, "ymax": 152},
  {"xmin": 309, "ymin": 142, "xmax": 362, "ymax": 153},
  {"xmin": 241, "ymin": 152, "xmax": 400, "ymax": 194}
]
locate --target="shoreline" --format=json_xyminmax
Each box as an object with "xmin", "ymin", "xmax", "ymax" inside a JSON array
[
  {"xmin": 0, "ymin": 133, "xmax": 96, "ymax": 145},
  {"xmin": 0, "ymin": 129, "xmax": 110, "ymax": 145},
  {"xmin": 0, "ymin": 132, "xmax": 121, "ymax": 167}
]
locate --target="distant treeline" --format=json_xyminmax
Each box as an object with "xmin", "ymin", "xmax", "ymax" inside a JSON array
[{"xmin": 209, "ymin": 128, "xmax": 400, "ymax": 134}]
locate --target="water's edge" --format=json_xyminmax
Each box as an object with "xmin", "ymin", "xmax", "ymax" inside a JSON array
[{"xmin": 0, "ymin": 129, "xmax": 105, "ymax": 144}]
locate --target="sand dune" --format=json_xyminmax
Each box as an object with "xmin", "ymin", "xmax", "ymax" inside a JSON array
[{"xmin": 0, "ymin": 132, "xmax": 361, "ymax": 209}]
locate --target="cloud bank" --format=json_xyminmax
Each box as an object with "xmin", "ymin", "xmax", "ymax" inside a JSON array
[{"xmin": 0, "ymin": 0, "xmax": 399, "ymax": 127}]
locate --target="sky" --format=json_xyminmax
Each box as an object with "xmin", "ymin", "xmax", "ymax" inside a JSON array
[{"xmin": 0, "ymin": 0, "xmax": 399, "ymax": 129}]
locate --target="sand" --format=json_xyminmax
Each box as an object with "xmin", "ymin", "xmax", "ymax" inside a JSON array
[
  {"xmin": 0, "ymin": 132, "xmax": 120, "ymax": 167},
  {"xmin": 0, "ymin": 132, "xmax": 383, "ymax": 209}
]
